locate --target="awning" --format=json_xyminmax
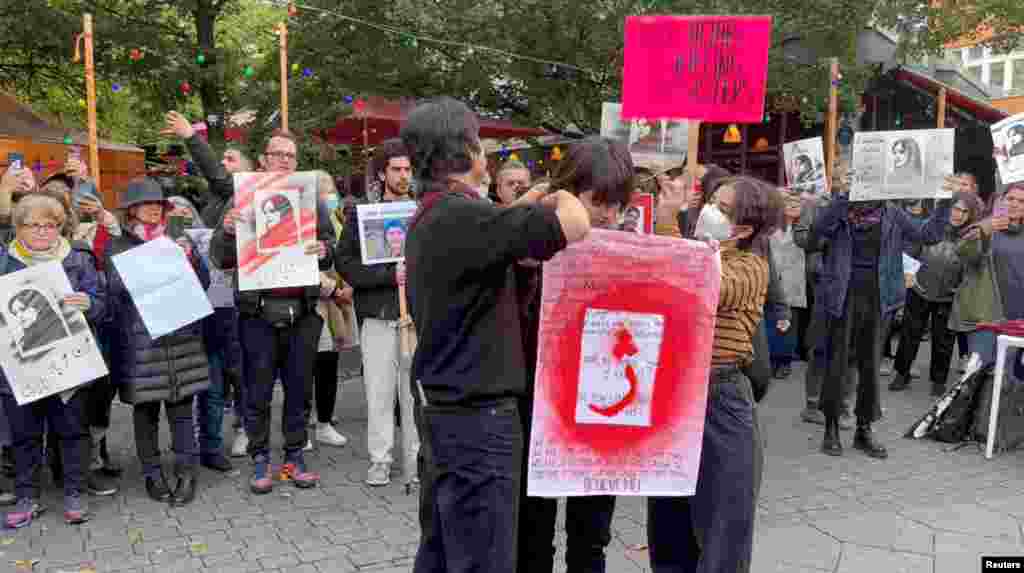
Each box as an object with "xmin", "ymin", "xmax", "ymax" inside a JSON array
[
  {"xmin": 0, "ymin": 90, "xmax": 143, "ymax": 152},
  {"xmin": 323, "ymin": 96, "xmax": 548, "ymax": 146},
  {"xmin": 893, "ymin": 67, "xmax": 1009, "ymax": 124}
]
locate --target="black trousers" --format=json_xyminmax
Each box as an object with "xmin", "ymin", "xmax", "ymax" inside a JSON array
[
  {"xmin": 516, "ymin": 397, "xmax": 617, "ymax": 573},
  {"xmin": 414, "ymin": 399, "xmax": 522, "ymax": 573},
  {"xmin": 3, "ymin": 392, "xmax": 88, "ymax": 499},
  {"xmin": 820, "ymin": 271, "xmax": 888, "ymax": 422},
  {"xmin": 306, "ymin": 351, "xmax": 339, "ymax": 424},
  {"xmin": 240, "ymin": 313, "xmax": 321, "ymax": 459},
  {"xmin": 894, "ymin": 289, "xmax": 955, "ymax": 385},
  {"xmin": 133, "ymin": 396, "xmax": 197, "ymax": 478}
]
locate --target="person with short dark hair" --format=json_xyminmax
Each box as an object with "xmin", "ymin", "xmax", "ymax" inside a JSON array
[
  {"xmin": 336, "ymin": 138, "xmax": 419, "ymax": 487},
  {"xmin": 402, "ymin": 97, "xmax": 590, "ymax": 573},
  {"xmin": 515, "ymin": 137, "xmax": 632, "ymax": 573}
]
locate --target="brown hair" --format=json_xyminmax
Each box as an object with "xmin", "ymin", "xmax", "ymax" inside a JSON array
[
  {"xmin": 549, "ymin": 137, "xmax": 634, "ymax": 206},
  {"xmin": 373, "ymin": 138, "xmax": 411, "ymax": 178},
  {"xmin": 268, "ymin": 129, "xmax": 296, "ymax": 143},
  {"xmin": 953, "ymin": 191, "xmax": 983, "ymax": 227},
  {"xmin": 716, "ymin": 175, "xmax": 784, "ymax": 257}
]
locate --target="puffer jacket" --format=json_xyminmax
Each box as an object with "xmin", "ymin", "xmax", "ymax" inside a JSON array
[
  {"xmin": 105, "ymin": 231, "xmax": 211, "ymax": 405},
  {"xmin": 0, "ymin": 242, "xmax": 106, "ymax": 396},
  {"xmin": 336, "ymin": 200, "xmax": 402, "ymax": 324}
]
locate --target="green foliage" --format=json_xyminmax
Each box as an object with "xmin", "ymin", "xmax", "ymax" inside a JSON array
[{"xmin": 874, "ymin": 0, "xmax": 1024, "ymax": 57}]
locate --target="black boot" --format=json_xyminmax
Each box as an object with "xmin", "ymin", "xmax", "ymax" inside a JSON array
[
  {"xmin": 170, "ymin": 474, "xmax": 197, "ymax": 507},
  {"xmin": 821, "ymin": 415, "xmax": 843, "ymax": 456},
  {"xmin": 98, "ymin": 437, "xmax": 122, "ymax": 477},
  {"xmin": 853, "ymin": 420, "xmax": 888, "ymax": 459},
  {"xmin": 145, "ymin": 474, "xmax": 172, "ymax": 502}
]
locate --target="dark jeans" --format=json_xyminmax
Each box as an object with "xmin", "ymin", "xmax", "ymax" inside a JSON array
[
  {"xmin": 3, "ymin": 392, "xmax": 88, "ymax": 499},
  {"xmin": 766, "ymin": 306, "xmax": 800, "ymax": 370},
  {"xmin": 134, "ymin": 396, "xmax": 198, "ymax": 478},
  {"xmin": 956, "ymin": 332, "xmax": 969, "ymax": 360},
  {"xmin": 240, "ymin": 313, "xmax": 321, "ymax": 459},
  {"xmin": 894, "ymin": 289, "xmax": 955, "ymax": 385},
  {"xmin": 87, "ymin": 328, "xmax": 116, "ymax": 430},
  {"xmin": 820, "ymin": 271, "xmax": 888, "ymax": 422},
  {"xmin": 414, "ymin": 399, "xmax": 522, "ymax": 573},
  {"xmin": 647, "ymin": 367, "xmax": 762, "ymax": 573},
  {"xmin": 306, "ymin": 351, "xmax": 339, "ymax": 424},
  {"xmin": 517, "ymin": 396, "xmax": 616, "ymax": 573},
  {"xmin": 199, "ymin": 350, "xmax": 227, "ymax": 454}
]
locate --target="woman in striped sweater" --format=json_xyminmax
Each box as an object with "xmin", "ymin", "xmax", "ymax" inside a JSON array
[{"xmin": 649, "ymin": 175, "xmax": 783, "ymax": 573}]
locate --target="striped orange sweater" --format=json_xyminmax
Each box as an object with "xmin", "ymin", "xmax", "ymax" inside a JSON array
[{"xmin": 712, "ymin": 247, "xmax": 769, "ymax": 366}]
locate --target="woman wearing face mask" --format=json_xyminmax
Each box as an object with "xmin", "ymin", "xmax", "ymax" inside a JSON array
[
  {"xmin": 806, "ymin": 175, "xmax": 951, "ymax": 458},
  {"xmin": 649, "ymin": 175, "xmax": 783, "ymax": 573},
  {"xmin": 950, "ymin": 183, "xmax": 1024, "ymax": 365},
  {"xmin": 889, "ymin": 192, "xmax": 982, "ymax": 397},
  {"xmin": 105, "ymin": 178, "xmax": 210, "ymax": 506},
  {"xmin": 0, "ymin": 194, "xmax": 105, "ymax": 528}
]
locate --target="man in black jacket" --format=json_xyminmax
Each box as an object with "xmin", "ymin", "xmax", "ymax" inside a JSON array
[
  {"xmin": 209, "ymin": 130, "xmax": 335, "ymax": 494},
  {"xmin": 336, "ymin": 139, "xmax": 418, "ymax": 487}
]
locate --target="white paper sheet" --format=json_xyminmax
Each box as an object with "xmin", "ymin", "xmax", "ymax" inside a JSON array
[
  {"xmin": 0, "ymin": 261, "xmax": 108, "ymax": 405},
  {"xmin": 112, "ymin": 236, "xmax": 213, "ymax": 339},
  {"xmin": 850, "ymin": 129, "xmax": 955, "ymax": 201},
  {"xmin": 903, "ymin": 253, "xmax": 922, "ymax": 276},
  {"xmin": 992, "ymin": 112, "xmax": 1024, "ymax": 185},
  {"xmin": 186, "ymin": 229, "xmax": 235, "ymax": 308}
]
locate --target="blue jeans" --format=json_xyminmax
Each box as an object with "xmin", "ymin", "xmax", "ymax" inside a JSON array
[
  {"xmin": 198, "ymin": 350, "xmax": 226, "ymax": 454},
  {"xmin": 765, "ymin": 307, "xmax": 799, "ymax": 370},
  {"xmin": 967, "ymin": 330, "xmax": 997, "ymax": 366},
  {"xmin": 647, "ymin": 367, "xmax": 762, "ymax": 573}
]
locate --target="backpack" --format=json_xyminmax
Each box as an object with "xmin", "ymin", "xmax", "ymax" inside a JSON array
[
  {"xmin": 930, "ymin": 365, "xmax": 992, "ymax": 443},
  {"xmin": 971, "ymin": 354, "xmax": 1024, "ymax": 453}
]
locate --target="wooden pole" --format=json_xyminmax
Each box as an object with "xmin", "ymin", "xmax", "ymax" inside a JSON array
[
  {"xmin": 687, "ymin": 121, "xmax": 701, "ymax": 190},
  {"xmin": 825, "ymin": 57, "xmax": 840, "ymax": 182},
  {"xmin": 83, "ymin": 14, "xmax": 100, "ymax": 193},
  {"xmin": 278, "ymin": 23, "xmax": 288, "ymax": 132},
  {"xmin": 936, "ymin": 87, "xmax": 947, "ymax": 128}
]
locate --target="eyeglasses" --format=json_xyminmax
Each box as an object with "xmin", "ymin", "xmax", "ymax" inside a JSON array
[
  {"xmin": 22, "ymin": 223, "xmax": 60, "ymax": 233},
  {"xmin": 265, "ymin": 151, "xmax": 297, "ymax": 161}
]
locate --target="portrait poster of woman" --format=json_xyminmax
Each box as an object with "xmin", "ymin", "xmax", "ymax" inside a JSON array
[
  {"xmin": 782, "ymin": 137, "xmax": 826, "ymax": 196},
  {"xmin": 255, "ymin": 190, "xmax": 301, "ymax": 255},
  {"xmin": 992, "ymin": 114, "xmax": 1024, "ymax": 186},
  {"xmin": 886, "ymin": 137, "xmax": 924, "ymax": 186},
  {"xmin": 4, "ymin": 287, "xmax": 70, "ymax": 358}
]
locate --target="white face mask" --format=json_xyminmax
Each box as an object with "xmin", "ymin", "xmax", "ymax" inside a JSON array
[{"xmin": 694, "ymin": 204, "xmax": 733, "ymax": 241}]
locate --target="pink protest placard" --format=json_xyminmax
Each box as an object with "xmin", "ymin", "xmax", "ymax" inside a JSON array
[
  {"xmin": 621, "ymin": 15, "xmax": 772, "ymax": 123},
  {"xmin": 527, "ymin": 230, "xmax": 721, "ymax": 497}
]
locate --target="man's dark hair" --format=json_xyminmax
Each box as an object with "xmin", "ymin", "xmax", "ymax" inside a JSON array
[
  {"xmin": 400, "ymin": 97, "xmax": 481, "ymax": 195},
  {"xmin": 549, "ymin": 137, "xmax": 634, "ymax": 206},
  {"xmin": 373, "ymin": 138, "xmax": 411, "ymax": 178}
]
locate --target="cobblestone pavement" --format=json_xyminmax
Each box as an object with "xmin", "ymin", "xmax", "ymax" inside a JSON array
[{"xmin": 2, "ymin": 349, "xmax": 1023, "ymax": 572}]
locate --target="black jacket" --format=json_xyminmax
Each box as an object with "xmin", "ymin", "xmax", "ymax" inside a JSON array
[
  {"xmin": 105, "ymin": 232, "xmax": 211, "ymax": 405},
  {"xmin": 185, "ymin": 135, "xmax": 235, "ymax": 228},
  {"xmin": 336, "ymin": 201, "xmax": 401, "ymax": 324}
]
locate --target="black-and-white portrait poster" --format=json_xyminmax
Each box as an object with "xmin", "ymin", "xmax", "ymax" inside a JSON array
[
  {"xmin": 850, "ymin": 129, "xmax": 955, "ymax": 202},
  {"xmin": 992, "ymin": 112, "xmax": 1024, "ymax": 185},
  {"xmin": 0, "ymin": 261, "xmax": 107, "ymax": 405},
  {"xmin": 783, "ymin": 137, "xmax": 826, "ymax": 196}
]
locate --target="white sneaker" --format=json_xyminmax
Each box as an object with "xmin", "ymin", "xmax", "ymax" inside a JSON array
[
  {"xmin": 303, "ymin": 439, "xmax": 314, "ymax": 452},
  {"xmin": 315, "ymin": 423, "xmax": 348, "ymax": 447},
  {"xmin": 230, "ymin": 431, "xmax": 249, "ymax": 458},
  {"xmin": 366, "ymin": 462, "xmax": 391, "ymax": 486}
]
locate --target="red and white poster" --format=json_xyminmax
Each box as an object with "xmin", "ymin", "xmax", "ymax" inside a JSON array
[
  {"xmin": 621, "ymin": 15, "xmax": 772, "ymax": 123},
  {"xmin": 619, "ymin": 193, "xmax": 654, "ymax": 234},
  {"xmin": 527, "ymin": 230, "xmax": 721, "ymax": 497},
  {"xmin": 233, "ymin": 171, "xmax": 320, "ymax": 291}
]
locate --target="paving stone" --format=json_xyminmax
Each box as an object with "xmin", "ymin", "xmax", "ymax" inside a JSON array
[
  {"xmin": 260, "ymin": 552, "xmax": 301, "ymax": 569},
  {"xmin": 934, "ymin": 531, "xmax": 1024, "ymax": 573},
  {"xmin": 899, "ymin": 502, "xmax": 1021, "ymax": 540},
  {"xmin": 835, "ymin": 544, "xmax": 933, "ymax": 573},
  {"xmin": 752, "ymin": 523, "xmax": 841, "ymax": 571},
  {"xmin": 810, "ymin": 510, "xmax": 934, "ymax": 554}
]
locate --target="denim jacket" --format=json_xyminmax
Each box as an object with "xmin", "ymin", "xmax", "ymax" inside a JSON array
[{"xmin": 806, "ymin": 197, "xmax": 950, "ymax": 318}]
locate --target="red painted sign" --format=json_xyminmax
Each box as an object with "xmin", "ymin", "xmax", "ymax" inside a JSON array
[{"xmin": 621, "ymin": 15, "xmax": 772, "ymax": 123}]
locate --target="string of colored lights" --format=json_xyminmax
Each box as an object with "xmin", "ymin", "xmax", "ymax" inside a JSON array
[{"xmin": 262, "ymin": 0, "xmax": 598, "ymax": 75}]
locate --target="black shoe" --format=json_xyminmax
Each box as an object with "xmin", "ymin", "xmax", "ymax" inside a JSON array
[
  {"xmin": 170, "ymin": 474, "xmax": 197, "ymax": 507},
  {"xmin": 888, "ymin": 373, "xmax": 911, "ymax": 391},
  {"xmin": 821, "ymin": 417, "xmax": 843, "ymax": 456},
  {"xmin": 98, "ymin": 437, "xmax": 122, "ymax": 477},
  {"xmin": 87, "ymin": 471, "xmax": 118, "ymax": 497},
  {"xmin": 853, "ymin": 425, "xmax": 888, "ymax": 459},
  {"xmin": 145, "ymin": 475, "xmax": 172, "ymax": 502},
  {"xmin": 200, "ymin": 453, "xmax": 233, "ymax": 473}
]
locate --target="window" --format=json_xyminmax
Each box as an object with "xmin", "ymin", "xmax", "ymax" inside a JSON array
[
  {"xmin": 1013, "ymin": 60, "xmax": 1024, "ymax": 93},
  {"xmin": 966, "ymin": 65, "xmax": 982, "ymax": 82},
  {"xmin": 968, "ymin": 45, "xmax": 984, "ymax": 60},
  {"xmin": 990, "ymin": 62, "xmax": 1006, "ymax": 88}
]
